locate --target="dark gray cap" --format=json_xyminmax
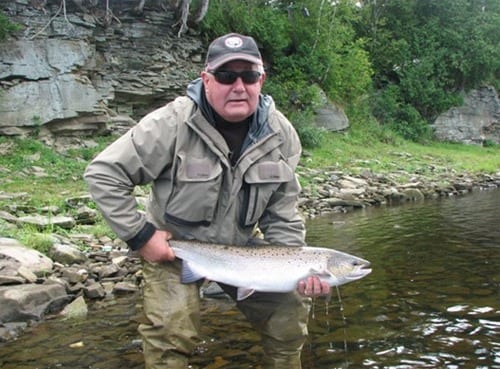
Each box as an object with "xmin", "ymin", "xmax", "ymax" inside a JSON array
[{"xmin": 205, "ymin": 33, "xmax": 263, "ymax": 70}]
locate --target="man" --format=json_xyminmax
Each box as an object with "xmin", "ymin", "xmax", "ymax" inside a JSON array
[{"xmin": 84, "ymin": 33, "xmax": 329, "ymax": 369}]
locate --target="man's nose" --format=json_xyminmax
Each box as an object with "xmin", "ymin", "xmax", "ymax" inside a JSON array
[{"xmin": 232, "ymin": 77, "xmax": 246, "ymax": 89}]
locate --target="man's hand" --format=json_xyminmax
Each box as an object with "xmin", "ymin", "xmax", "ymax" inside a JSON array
[
  {"xmin": 138, "ymin": 230, "xmax": 175, "ymax": 263},
  {"xmin": 297, "ymin": 276, "xmax": 331, "ymax": 297}
]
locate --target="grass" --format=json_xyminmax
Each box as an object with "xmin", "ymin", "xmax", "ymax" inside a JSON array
[
  {"xmin": 0, "ymin": 126, "xmax": 498, "ymax": 251},
  {"xmin": 0, "ymin": 127, "xmax": 499, "ymax": 205},
  {"xmin": 302, "ymin": 126, "xmax": 500, "ymax": 175},
  {"xmin": 0, "ymin": 137, "xmax": 110, "ymax": 203}
]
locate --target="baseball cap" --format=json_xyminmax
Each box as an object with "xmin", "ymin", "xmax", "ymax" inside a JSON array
[{"xmin": 205, "ymin": 33, "xmax": 263, "ymax": 71}]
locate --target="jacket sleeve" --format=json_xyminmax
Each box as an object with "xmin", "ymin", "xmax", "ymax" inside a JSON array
[
  {"xmin": 257, "ymin": 112, "xmax": 306, "ymax": 247},
  {"xmin": 83, "ymin": 103, "xmax": 181, "ymax": 246}
]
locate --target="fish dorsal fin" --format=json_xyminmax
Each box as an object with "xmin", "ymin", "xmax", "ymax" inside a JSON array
[
  {"xmin": 180, "ymin": 260, "xmax": 205, "ymax": 284},
  {"xmin": 237, "ymin": 287, "xmax": 256, "ymax": 301}
]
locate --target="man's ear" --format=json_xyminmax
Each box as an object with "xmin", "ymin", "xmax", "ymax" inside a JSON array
[
  {"xmin": 200, "ymin": 71, "xmax": 212, "ymax": 91},
  {"xmin": 260, "ymin": 72, "xmax": 267, "ymax": 85}
]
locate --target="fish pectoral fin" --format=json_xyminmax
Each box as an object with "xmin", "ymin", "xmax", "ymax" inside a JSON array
[
  {"xmin": 236, "ymin": 287, "xmax": 255, "ymax": 301},
  {"xmin": 180, "ymin": 260, "xmax": 205, "ymax": 284},
  {"xmin": 309, "ymin": 268, "xmax": 332, "ymax": 278}
]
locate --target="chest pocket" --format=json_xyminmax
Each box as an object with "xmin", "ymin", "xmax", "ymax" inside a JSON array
[
  {"xmin": 165, "ymin": 152, "xmax": 223, "ymax": 226},
  {"xmin": 240, "ymin": 160, "xmax": 294, "ymax": 227}
]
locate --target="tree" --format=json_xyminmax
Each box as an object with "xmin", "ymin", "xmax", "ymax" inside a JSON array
[
  {"xmin": 201, "ymin": 0, "xmax": 372, "ymax": 110},
  {"xmin": 356, "ymin": 0, "xmax": 500, "ymax": 140}
]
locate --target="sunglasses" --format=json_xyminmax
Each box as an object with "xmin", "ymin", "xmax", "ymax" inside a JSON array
[{"xmin": 208, "ymin": 70, "xmax": 262, "ymax": 85}]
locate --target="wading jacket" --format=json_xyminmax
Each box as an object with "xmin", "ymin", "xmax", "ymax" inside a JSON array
[{"xmin": 84, "ymin": 79, "xmax": 305, "ymax": 249}]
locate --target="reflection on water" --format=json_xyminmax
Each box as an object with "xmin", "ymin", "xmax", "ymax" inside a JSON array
[
  {"xmin": 304, "ymin": 189, "xmax": 499, "ymax": 369},
  {"xmin": 0, "ymin": 190, "xmax": 499, "ymax": 369}
]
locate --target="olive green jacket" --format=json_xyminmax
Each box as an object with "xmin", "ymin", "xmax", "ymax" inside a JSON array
[{"xmin": 84, "ymin": 80, "xmax": 305, "ymax": 248}]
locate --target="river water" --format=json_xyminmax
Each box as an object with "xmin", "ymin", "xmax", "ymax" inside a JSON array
[{"xmin": 0, "ymin": 190, "xmax": 498, "ymax": 369}]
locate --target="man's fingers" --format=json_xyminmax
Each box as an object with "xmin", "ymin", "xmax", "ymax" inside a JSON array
[
  {"xmin": 320, "ymin": 281, "xmax": 331, "ymax": 295},
  {"xmin": 297, "ymin": 277, "xmax": 331, "ymax": 297},
  {"xmin": 297, "ymin": 280, "xmax": 307, "ymax": 294}
]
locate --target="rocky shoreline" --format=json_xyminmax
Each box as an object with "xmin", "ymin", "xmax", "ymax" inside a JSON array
[
  {"xmin": 296, "ymin": 165, "xmax": 500, "ymax": 218},
  {"xmin": 1, "ymin": 166, "xmax": 499, "ymax": 342}
]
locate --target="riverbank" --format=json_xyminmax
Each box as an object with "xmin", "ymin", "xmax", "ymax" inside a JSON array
[
  {"xmin": 1, "ymin": 164, "xmax": 499, "ymax": 340},
  {"xmin": 0, "ymin": 135, "xmax": 499, "ymax": 342},
  {"xmin": 297, "ymin": 164, "xmax": 500, "ymax": 218},
  {"xmin": 2, "ymin": 188, "xmax": 498, "ymax": 368}
]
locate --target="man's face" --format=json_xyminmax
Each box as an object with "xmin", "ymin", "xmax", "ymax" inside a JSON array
[{"xmin": 201, "ymin": 60, "xmax": 265, "ymax": 122}]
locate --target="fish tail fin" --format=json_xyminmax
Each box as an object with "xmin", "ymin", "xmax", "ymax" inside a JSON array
[{"xmin": 236, "ymin": 287, "xmax": 256, "ymax": 301}]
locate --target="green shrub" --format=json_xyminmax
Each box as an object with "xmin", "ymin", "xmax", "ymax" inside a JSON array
[
  {"xmin": 371, "ymin": 84, "xmax": 433, "ymax": 143},
  {"xmin": 290, "ymin": 110, "xmax": 325, "ymax": 149},
  {"xmin": 0, "ymin": 11, "xmax": 20, "ymax": 40}
]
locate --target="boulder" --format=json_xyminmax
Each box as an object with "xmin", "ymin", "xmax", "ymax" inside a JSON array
[
  {"xmin": 314, "ymin": 103, "xmax": 349, "ymax": 132},
  {"xmin": 16, "ymin": 214, "xmax": 76, "ymax": 230},
  {"xmin": 312, "ymin": 87, "xmax": 349, "ymax": 131},
  {"xmin": 0, "ymin": 238, "xmax": 53, "ymax": 279},
  {"xmin": 48, "ymin": 243, "xmax": 88, "ymax": 265},
  {"xmin": 0, "ymin": 283, "xmax": 69, "ymax": 323}
]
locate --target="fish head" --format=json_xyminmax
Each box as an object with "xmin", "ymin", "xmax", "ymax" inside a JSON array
[{"xmin": 325, "ymin": 250, "xmax": 372, "ymax": 286}]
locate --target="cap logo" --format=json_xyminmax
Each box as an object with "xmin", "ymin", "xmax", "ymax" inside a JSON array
[{"xmin": 224, "ymin": 36, "xmax": 244, "ymax": 49}]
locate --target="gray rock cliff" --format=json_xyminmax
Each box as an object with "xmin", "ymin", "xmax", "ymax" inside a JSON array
[
  {"xmin": 432, "ymin": 86, "xmax": 500, "ymax": 145},
  {"xmin": 0, "ymin": 0, "xmax": 203, "ymax": 147}
]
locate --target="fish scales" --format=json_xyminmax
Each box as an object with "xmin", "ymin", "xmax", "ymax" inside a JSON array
[{"xmin": 170, "ymin": 240, "xmax": 371, "ymax": 300}]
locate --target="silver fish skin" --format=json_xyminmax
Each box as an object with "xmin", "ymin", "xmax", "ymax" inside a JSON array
[{"xmin": 169, "ymin": 240, "xmax": 372, "ymax": 300}]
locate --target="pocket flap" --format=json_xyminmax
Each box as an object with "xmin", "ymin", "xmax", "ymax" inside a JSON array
[
  {"xmin": 244, "ymin": 160, "xmax": 294, "ymax": 184},
  {"xmin": 177, "ymin": 153, "xmax": 222, "ymax": 182}
]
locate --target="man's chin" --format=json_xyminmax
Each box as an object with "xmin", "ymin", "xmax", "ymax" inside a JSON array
[{"xmin": 222, "ymin": 110, "xmax": 252, "ymax": 122}]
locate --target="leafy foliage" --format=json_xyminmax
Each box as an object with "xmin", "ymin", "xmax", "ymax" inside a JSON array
[
  {"xmin": 288, "ymin": 110, "xmax": 325, "ymax": 149},
  {"xmin": 356, "ymin": 0, "xmax": 500, "ymax": 139},
  {"xmin": 200, "ymin": 0, "xmax": 372, "ymax": 146},
  {"xmin": 201, "ymin": 0, "xmax": 498, "ymax": 144}
]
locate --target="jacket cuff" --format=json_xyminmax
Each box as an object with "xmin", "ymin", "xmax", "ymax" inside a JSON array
[{"xmin": 126, "ymin": 222, "xmax": 156, "ymax": 250}]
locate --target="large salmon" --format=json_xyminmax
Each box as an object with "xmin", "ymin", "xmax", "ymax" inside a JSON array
[{"xmin": 169, "ymin": 240, "xmax": 371, "ymax": 300}]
